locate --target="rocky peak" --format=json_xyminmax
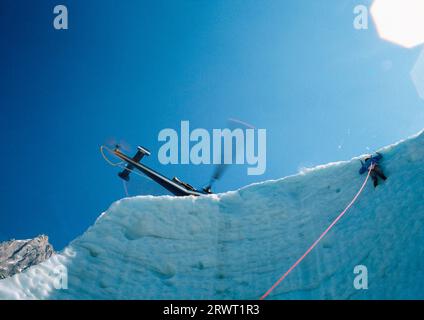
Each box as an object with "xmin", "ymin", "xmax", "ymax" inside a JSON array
[{"xmin": 0, "ymin": 235, "xmax": 54, "ymax": 279}]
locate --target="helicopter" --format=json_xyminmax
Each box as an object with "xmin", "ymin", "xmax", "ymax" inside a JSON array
[{"xmin": 101, "ymin": 144, "xmax": 219, "ymax": 196}]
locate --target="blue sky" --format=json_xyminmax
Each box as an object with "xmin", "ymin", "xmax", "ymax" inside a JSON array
[{"xmin": 1, "ymin": 0, "xmax": 423, "ymax": 249}]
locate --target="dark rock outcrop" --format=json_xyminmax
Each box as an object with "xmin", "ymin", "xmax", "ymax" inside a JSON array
[{"xmin": 0, "ymin": 235, "xmax": 54, "ymax": 279}]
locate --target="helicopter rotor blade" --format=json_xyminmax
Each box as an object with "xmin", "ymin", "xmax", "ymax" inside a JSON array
[
  {"xmin": 105, "ymin": 137, "xmax": 132, "ymax": 152},
  {"xmin": 204, "ymin": 118, "xmax": 256, "ymax": 191}
]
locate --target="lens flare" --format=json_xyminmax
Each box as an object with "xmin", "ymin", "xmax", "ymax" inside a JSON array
[{"xmin": 371, "ymin": 0, "xmax": 424, "ymax": 48}]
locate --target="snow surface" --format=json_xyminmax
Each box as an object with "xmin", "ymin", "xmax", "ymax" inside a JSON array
[{"xmin": 1, "ymin": 130, "xmax": 424, "ymax": 300}]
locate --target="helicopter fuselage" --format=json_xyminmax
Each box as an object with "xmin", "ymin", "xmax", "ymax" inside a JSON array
[{"xmin": 113, "ymin": 148, "xmax": 209, "ymax": 197}]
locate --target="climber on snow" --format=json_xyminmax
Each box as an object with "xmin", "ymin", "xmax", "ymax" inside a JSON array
[{"xmin": 359, "ymin": 152, "xmax": 387, "ymax": 188}]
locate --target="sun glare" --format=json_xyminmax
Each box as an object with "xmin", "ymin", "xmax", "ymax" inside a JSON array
[
  {"xmin": 411, "ymin": 49, "xmax": 424, "ymax": 100},
  {"xmin": 371, "ymin": 0, "xmax": 424, "ymax": 49}
]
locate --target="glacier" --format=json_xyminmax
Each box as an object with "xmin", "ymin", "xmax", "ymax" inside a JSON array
[{"xmin": 1, "ymin": 130, "xmax": 424, "ymax": 300}]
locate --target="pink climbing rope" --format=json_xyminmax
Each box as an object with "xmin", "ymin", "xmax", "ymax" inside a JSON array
[{"xmin": 260, "ymin": 164, "xmax": 375, "ymax": 300}]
